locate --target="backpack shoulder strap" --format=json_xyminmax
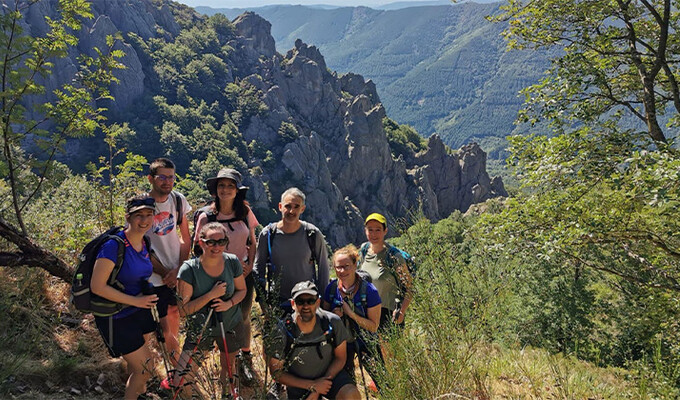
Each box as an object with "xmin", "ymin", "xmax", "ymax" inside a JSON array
[
  {"xmin": 302, "ymin": 221, "xmax": 319, "ymax": 283},
  {"xmin": 359, "ymin": 242, "xmax": 370, "ymax": 266},
  {"xmin": 107, "ymin": 235, "xmax": 127, "ymax": 287},
  {"xmin": 329, "ymin": 279, "xmax": 341, "ymax": 308},
  {"xmin": 359, "ymin": 278, "xmax": 368, "ymax": 315},
  {"xmin": 172, "ymin": 191, "xmax": 183, "ymax": 225}
]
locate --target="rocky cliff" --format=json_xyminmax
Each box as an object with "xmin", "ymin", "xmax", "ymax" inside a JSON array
[{"xmin": 17, "ymin": 2, "xmax": 506, "ymax": 246}]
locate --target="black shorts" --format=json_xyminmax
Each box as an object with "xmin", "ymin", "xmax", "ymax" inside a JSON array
[
  {"xmin": 286, "ymin": 369, "xmax": 355, "ymax": 400},
  {"xmin": 154, "ymin": 285, "xmax": 178, "ymax": 318},
  {"xmin": 95, "ymin": 309, "xmax": 156, "ymax": 357}
]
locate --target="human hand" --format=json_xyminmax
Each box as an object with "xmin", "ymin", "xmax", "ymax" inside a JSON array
[
  {"xmin": 162, "ymin": 267, "xmax": 179, "ymax": 288},
  {"xmin": 312, "ymin": 377, "xmax": 332, "ymax": 395},
  {"xmin": 332, "ymin": 306, "xmax": 344, "ymax": 318},
  {"xmin": 341, "ymin": 301, "xmax": 353, "ymax": 317},
  {"xmin": 136, "ymin": 294, "xmax": 158, "ymax": 309},
  {"xmin": 211, "ymin": 298, "xmax": 232, "ymax": 312},
  {"xmin": 242, "ymin": 260, "xmax": 252, "ymax": 276},
  {"xmin": 209, "ymin": 281, "xmax": 227, "ymax": 299}
]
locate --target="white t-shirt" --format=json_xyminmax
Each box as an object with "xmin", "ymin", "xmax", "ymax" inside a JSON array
[{"xmin": 146, "ymin": 191, "xmax": 192, "ymax": 286}]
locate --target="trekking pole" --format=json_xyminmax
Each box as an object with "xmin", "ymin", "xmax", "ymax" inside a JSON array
[
  {"xmin": 216, "ymin": 311, "xmax": 240, "ymax": 399},
  {"xmin": 172, "ymin": 308, "xmax": 215, "ymax": 400},
  {"xmin": 142, "ymin": 281, "xmax": 173, "ymax": 381},
  {"xmin": 355, "ymin": 341, "xmax": 369, "ymax": 399}
]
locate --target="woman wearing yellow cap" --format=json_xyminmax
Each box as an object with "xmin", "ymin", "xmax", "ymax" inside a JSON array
[{"xmin": 358, "ymin": 213, "xmax": 413, "ymax": 330}]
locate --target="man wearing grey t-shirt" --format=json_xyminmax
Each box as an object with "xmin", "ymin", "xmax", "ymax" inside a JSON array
[
  {"xmin": 253, "ymin": 187, "xmax": 330, "ymax": 315},
  {"xmin": 267, "ymin": 281, "xmax": 359, "ymax": 400}
]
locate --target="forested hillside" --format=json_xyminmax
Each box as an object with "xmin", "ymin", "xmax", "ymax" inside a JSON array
[
  {"xmin": 1, "ymin": 0, "xmax": 678, "ymax": 399},
  {"xmin": 197, "ymin": 2, "xmax": 551, "ymax": 150}
]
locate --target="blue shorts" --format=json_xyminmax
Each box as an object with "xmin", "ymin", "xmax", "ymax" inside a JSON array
[
  {"xmin": 286, "ymin": 369, "xmax": 355, "ymax": 400},
  {"xmin": 95, "ymin": 309, "xmax": 156, "ymax": 357}
]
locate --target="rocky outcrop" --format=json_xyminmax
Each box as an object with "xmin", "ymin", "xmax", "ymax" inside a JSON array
[
  {"xmin": 228, "ymin": 13, "xmax": 506, "ymax": 245},
  {"xmin": 18, "ymin": 2, "xmax": 506, "ymax": 247}
]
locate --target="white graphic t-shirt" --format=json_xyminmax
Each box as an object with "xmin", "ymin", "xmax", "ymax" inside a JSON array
[{"xmin": 146, "ymin": 192, "xmax": 192, "ymax": 286}]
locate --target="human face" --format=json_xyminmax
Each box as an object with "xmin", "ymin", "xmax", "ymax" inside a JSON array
[
  {"xmin": 293, "ymin": 294, "xmax": 318, "ymax": 322},
  {"xmin": 148, "ymin": 167, "xmax": 175, "ymax": 196},
  {"xmin": 199, "ymin": 229, "xmax": 228, "ymax": 258},
  {"xmin": 365, "ymin": 220, "xmax": 387, "ymax": 245},
  {"xmin": 127, "ymin": 209, "xmax": 154, "ymax": 233},
  {"xmin": 216, "ymin": 178, "xmax": 238, "ymax": 202},
  {"xmin": 334, "ymin": 253, "xmax": 356, "ymax": 282},
  {"xmin": 278, "ymin": 195, "xmax": 305, "ymax": 223}
]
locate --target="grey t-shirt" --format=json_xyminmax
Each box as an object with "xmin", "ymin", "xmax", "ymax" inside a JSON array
[
  {"xmin": 269, "ymin": 309, "xmax": 349, "ymax": 379},
  {"xmin": 253, "ymin": 221, "xmax": 330, "ymax": 300}
]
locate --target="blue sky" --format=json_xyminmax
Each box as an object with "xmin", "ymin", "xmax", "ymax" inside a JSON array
[{"xmin": 177, "ymin": 0, "xmax": 445, "ymax": 8}]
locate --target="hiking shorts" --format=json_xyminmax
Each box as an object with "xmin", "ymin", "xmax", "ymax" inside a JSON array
[
  {"xmin": 154, "ymin": 285, "xmax": 178, "ymax": 318},
  {"xmin": 286, "ymin": 369, "xmax": 355, "ymax": 400},
  {"xmin": 95, "ymin": 309, "xmax": 156, "ymax": 358},
  {"xmin": 182, "ymin": 320, "xmax": 246, "ymax": 354}
]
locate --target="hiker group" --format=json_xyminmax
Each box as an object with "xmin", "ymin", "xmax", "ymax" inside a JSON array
[{"xmin": 73, "ymin": 158, "xmax": 414, "ymax": 400}]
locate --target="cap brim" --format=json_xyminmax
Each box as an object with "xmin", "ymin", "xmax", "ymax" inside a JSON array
[
  {"xmin": 292, "ymin": 289, "xmax": 319, "ymax": 299},
  {"xmin": 128, "ymin": 205, "xmax": 155, "ymax": 214}
]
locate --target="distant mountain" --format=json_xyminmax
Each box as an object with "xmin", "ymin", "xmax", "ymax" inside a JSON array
[
  {"xmin": 18, "ymin": 1, "xmax": 506, "ymax": 246},
  {"xmin": 197, "ymin": 3, "xmax": 550, "ymax": 149}
]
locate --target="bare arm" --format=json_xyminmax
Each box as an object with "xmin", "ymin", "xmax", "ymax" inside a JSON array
[
  {"xmin": 178, "ymin": 212, "xmax": 191, "ymax": 263},
  {"xmin": 344, "ymin": 303, "xmax": 381, "ymax": 333},
  {"xmin": 177, "ymin": 279, "xmax": 226, "ymax": 317},
  {"xmin": 91, "ymin": 257, "xmax": 157, "ymax": 308},
  {"xmin": 211, "ymin": 274, "xmax": 247, "ymax": 312}
]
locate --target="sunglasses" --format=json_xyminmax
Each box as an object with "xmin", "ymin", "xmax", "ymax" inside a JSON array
[
  {"xmin": 294, "ymin": 297, "xmax": 317, "ymax": 306},
  {"xmin": 154, "ymin": 174, "xmax": 176, "ymax": 182},
  {"xmin": 201, "ymin": 238, "xmax": 228, "ymax": 247}
]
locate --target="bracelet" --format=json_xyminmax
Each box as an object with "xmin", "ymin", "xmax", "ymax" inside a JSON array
[{"xmin": 308, "ymin": 384, "xmax": 316, "ymax": 393}]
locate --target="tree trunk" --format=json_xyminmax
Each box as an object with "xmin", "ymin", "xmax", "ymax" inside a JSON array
[{"xmin": 0, "ymin": 217, "xmax": 72, "ymax": 283}]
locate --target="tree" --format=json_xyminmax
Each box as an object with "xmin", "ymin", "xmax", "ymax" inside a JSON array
[
  {"xmin": 482, "ymin": 0, "xmax": 680, "ymax": 373},
  {"xmin": 497, "ymin": 0, "xmax": 679, "ymax": 144},
  {"xmin": 0, "ymin": 0, "xmax": 124, "ymax": 282}
]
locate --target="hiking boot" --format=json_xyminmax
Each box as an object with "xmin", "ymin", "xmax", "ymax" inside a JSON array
[{"xmin": 237, "ymin": 351, "xmax": 256, "ymax": 386}]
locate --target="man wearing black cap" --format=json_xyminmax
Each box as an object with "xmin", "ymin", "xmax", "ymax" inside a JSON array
[{"xmin": 267, "ymin": 281, "xmax": 360, "ymax": 400}]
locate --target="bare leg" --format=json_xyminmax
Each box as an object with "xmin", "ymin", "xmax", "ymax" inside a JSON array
[
  {"xmin": 122, "ymin": 333, "xmax": 154, "ymax": 400},
  {"xmin": 336, "ymin": 383, "xmax": 361, "ymax": 400},
  {"xmin": 161, "ymin": 305, "xmax": 181, "ymax": 364}
]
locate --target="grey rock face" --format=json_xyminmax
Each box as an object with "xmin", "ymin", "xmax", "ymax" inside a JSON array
[
  {"xmin": 17, "ymin": 4, "xmax": 506, "ymax": 247},
  {"xmin": 228, "ymin": 12, "xmax": 506, "ymax": 246}
]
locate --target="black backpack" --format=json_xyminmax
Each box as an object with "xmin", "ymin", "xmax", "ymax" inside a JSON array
[
  {"xmin": 281, "ymin": 311, "xmax": 335, "ymax": 368},
  {"xmin": 191, "ymin": 202, "xmax": 251, "ymax": 256},
  {"xmin": 70, "ymin": 227, "xmax": 149, "ymax": 317}
]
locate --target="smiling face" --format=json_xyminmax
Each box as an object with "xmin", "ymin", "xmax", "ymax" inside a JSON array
[
  {"xmin": 334, "ymin": 253, "xmax": 356, "ymax": 282},
  {"xmin": 148, "ymin": 167, "xmax": 175, "ymax": 196},
  {"xmin": 216, "ymin": 178, "xmax": 238, "ymax": 203},
  {"xmin": 278, "ymin": 194, "xmax": 305, "ymax": 224},
  {"xmin": 199, "ymin": 228, "xmax": 229, "ymax": 258},
  {"xmin": 292, "ymin": 294, "xmax": 319, "ymax": 323},
  {"xmin": 365, "ymin": 220, "xmax": 387, "ymax": 246},
  {"xmin": 127, "ymin": 208, "xmax": 154, "ymax": 233}
]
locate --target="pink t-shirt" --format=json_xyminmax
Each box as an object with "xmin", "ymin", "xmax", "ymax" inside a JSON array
[{"xmin": 195, "ymin": 207, "xmax": 258, "ymax": 266}]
